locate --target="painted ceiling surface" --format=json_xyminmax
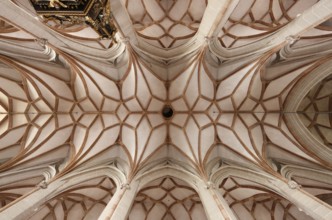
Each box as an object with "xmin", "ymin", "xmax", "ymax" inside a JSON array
[{"xmin": 0, "ymin": 0, "xmax": 332, "ymax": 219}]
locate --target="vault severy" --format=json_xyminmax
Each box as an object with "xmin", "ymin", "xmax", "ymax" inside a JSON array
[
  {"xmin": 0, "ymin": 0, "xmax": 332, "ymax": 220},
  {"xmin": 298, "ymin": 75, "xmax": 332, "ymax": 148}
]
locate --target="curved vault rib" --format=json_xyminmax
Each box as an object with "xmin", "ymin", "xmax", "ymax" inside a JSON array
[
  {"xmin": 29, "ymin": 177, "xmax": 116, "ymax": 220},
  {"xmin": 128, "ymin": 177, "xmax": 208, "ymax": 220},
  {"xmin": 0, "ymin": 1, "xmax": 332, "ymax": 219},
  {"xmin": 124, "ymin": 0, "xmax": 208, "ymax": 49},
  {"xmin": 209, "ymin": 0, "xmax": 332, "ymax": 60},
  {"xmin": 284, "ymin": 58, "xmax": 332, "ymax": 168}
]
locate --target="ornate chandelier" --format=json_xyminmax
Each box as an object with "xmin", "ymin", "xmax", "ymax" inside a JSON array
[{"xmin": 30, "ymin": 0, "xmax": 117, "ymax": 40}]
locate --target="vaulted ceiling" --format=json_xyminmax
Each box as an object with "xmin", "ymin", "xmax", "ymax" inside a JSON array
[{"xmin": 0, "ymin": 0, "xmax": 332, "ymax": 219}]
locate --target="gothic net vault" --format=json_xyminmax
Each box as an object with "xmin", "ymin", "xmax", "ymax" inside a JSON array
[{"xmin": 0, "ymin": 0, "xmax": 332, "ymax": 219}]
